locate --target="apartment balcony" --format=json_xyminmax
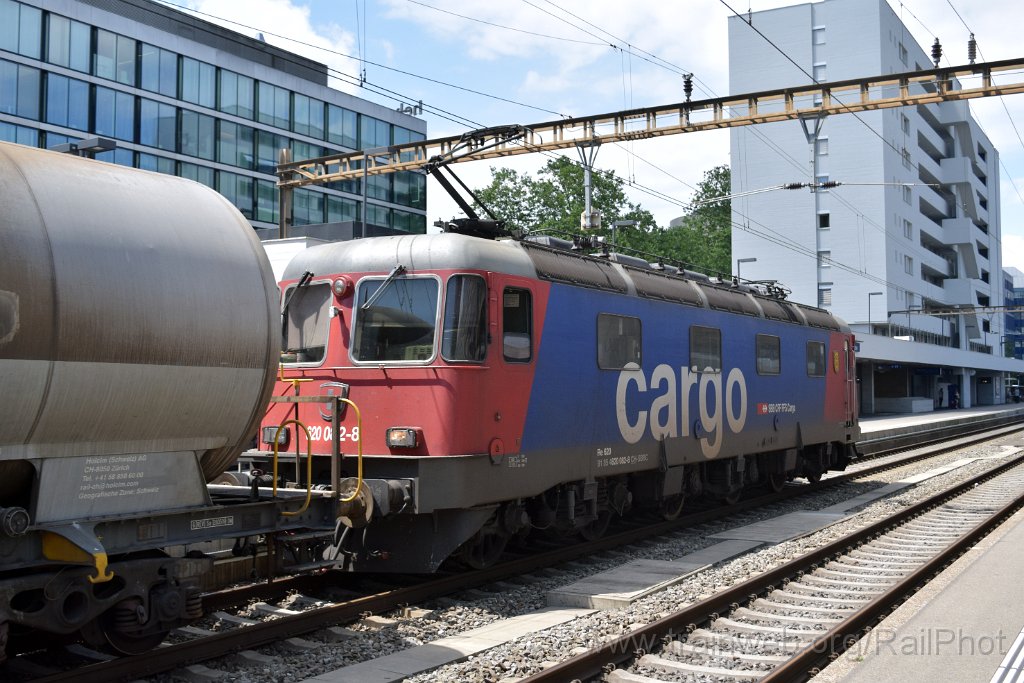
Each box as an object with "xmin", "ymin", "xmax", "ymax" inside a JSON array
[{"xmin": 944, "ymin": 276, "xmax": 986, "ymax": 308}]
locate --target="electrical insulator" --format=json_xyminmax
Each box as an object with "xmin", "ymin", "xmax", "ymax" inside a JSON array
[
  {"xmin": 968, "ymin": 33, "xmax": 977, "ymax": 64},
  {"xmin": 931, "ymin": 38, "xmax": 942, "ymax": 68},
  {"xmin": 683, "ymin": 73, "xmax": 693, "ymax": 102}
]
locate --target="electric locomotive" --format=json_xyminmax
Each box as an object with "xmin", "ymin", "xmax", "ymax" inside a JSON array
[{"xmin": 256, "ymin": 230, "xmax": 859, "ymax": 572}]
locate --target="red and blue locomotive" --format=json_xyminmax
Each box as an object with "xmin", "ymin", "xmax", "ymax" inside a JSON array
[{"xmin": 258, "ymin": 230, "xmax": 859, "ymax": 572}]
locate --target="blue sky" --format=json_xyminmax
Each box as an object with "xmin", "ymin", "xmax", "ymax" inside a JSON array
[{"xmin": 166, "ymin": 0, "xmax": 1024, "ymax": 272}]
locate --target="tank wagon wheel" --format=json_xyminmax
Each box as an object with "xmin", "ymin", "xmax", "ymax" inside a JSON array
[
  {"xmin": 457, "ymin": 528, "xmax": 509, "ymax": 570},
  {"xmin": 805, "ymin": 471, "xmax": 823, "ymax": 484},
  {"xmin": 720, "ymin": 488, "xmax": 743, "ymax": 506},
  {"xmin": 659, "ymin": 494, "xmax": 686, "ymax": 521}
]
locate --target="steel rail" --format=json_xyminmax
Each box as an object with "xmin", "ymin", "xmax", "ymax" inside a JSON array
[
  {"xmin": 32, "ymin": 420, "xmax": 1023, "ymax": 682},
  {"xmin": 519, "ymin": 450, "xmax": 1024, "ymax": 682}
]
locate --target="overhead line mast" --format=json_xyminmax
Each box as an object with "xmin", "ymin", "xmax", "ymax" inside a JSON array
[{"xmin": 276, "ymin": 57, "xmax": 1024, "ymax": 197}]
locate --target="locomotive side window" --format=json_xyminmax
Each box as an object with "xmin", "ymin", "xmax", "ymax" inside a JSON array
[
  {"xmin": 503, "ymin": 287, "xmax": 532, "ymax": 362},
  {"xmin": 756, "ymin": 334, "xmax": 781, "ymax": 375},
  {"xmin": 353, "ymin": 276, "xmax": 439, "ymax": 362},
  {"xmin": 282, "ymin": 281, "xmax": 331, "ymax": 363},
  {"xmin": 442, "ymin": 275, "xmax": 487, "ymax": 363},
  {"xmin": 806, "ymin": 341, "xmax": 826, "ymax": 377},
  {"xmin": 690, "ymin": 326, "xmax": 722, "ymax": 373},
  {"xmin": 598, "ymin": 314, "xmax": 642, "ymax": 370}
]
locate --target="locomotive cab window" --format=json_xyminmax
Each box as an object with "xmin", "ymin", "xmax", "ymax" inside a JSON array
[
  {"xmin": 598, "ymin": 314, "xmax": 642, "ymax": 370},
  {"xmin": 806, "ymin": 341, "xmax": 826, "ymax": 377},
  {"xmin": 756, "ymin": 334, "xmax": 781, "ymax": 375},
  {"xmin": 442, "ymin": 274, "xmax": 487, "ymax": 363},
  {"xmin": 282, "ymin": 281, "xmax": 331, "ymax": 364},
  {"xmin": 353, "ymin": 276, "xmax": 439, "ymax": 362},
  {"xmin": 690, "ymin": 326, "xmax": 721, "ymax": 373},
  {"xmin": 503, "ymin": 287, "xmax": 532, "ymax": 362}
]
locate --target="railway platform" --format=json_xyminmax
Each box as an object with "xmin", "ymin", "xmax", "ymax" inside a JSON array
[
  {"xmin": 859, "ymin": 402, "xmax": 1024, "ymax": 438},
  {"xmin": 819, "ymin": 505, "xmax": 1024, "ymax": 683}
]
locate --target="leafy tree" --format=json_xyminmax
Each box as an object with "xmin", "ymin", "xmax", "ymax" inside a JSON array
[{"xmin": 472, "ymin": 159, "xmax": 731, "ymax": 277}]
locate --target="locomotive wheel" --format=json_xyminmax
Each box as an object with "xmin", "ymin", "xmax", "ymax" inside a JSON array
[
  {"xmin": 660, "ymin": 494, "xmax": 686, "ymax": 521},
  {"xmin": 805, "ymin": 470, "xmax": 823, "ymax": 484},
  {"xmin": 767, "ymin": 472, "xmax": 787, "ymax": 493},
  {"xmin": 457, "ymin": 529, "xmax": 508, "ymax": 569},
  {"xmin": 721, "ymin": 488, "xmax": 742, "ymax": 506},
  {"xmin": 579, "ymin": 510, "xmax": 611, "ymax": 541}
]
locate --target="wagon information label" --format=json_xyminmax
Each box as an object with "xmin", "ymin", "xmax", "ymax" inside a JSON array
[{"xmin": 35, "ymin": 451, "xmax": 209, "ymax": 522}]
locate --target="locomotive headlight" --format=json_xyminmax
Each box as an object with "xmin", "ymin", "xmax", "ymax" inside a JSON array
[
  {"xmin": 262, "ymin": 425, "xmax": 290, "ymax": 448},
  {"xmin": 332, "ymin": 277, "xmax": 351, "ymax": 297},
  {"xmin": 386, "ymin": 427, "xmax": 420, "ymax": 448}
]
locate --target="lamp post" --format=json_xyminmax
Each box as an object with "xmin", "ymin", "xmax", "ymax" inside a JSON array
[
  {"xmin": 736, "ymin": 257, "xmax": 757, "ymax": 279},
  {"xmin": 867, "ymin": 291, "xmax": 883, "ymax": 335},
  {"xmin": 611, "ymin": 220, "xmax": 636, "ymax": 250}
]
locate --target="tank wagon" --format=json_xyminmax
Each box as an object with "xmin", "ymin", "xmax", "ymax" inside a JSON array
[
  {"xmin": 0, "ymin": 142, "xmax": 338, "ymax": 660},
  {"xmin": 256, "ymin": 231, "xmax": 860, "ymax": 572}
]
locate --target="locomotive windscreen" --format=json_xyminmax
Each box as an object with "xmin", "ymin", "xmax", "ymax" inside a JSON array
[{"xmin": 353, "ymin": 277, "xmax": 439, "ymax": 362}]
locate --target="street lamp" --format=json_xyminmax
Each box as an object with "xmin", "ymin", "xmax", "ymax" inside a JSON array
[
  {"xmin": 736, "ymin": 257, "xmax": 757, "ymax": 279},
  {"xmin": 611, "ymin": 220, "xmax": 636, "ymax": 250},
  {"xmin": 867, "ymin": 291, "xmax": 883, "ymax": 335}
]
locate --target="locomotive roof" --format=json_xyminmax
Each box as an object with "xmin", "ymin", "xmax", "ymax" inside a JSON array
[{"xmin": 286, "ymin": 233, "xmax": 849, "ymax": 333}]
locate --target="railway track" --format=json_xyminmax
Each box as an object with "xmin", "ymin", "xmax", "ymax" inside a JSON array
[
  {"xmin": 526, "ymin": 445, "xmax": 1024, "ymax": 682},
  {"xmin": 15, "ymin": 419, "xmax": 1024, "ymax": 682}
]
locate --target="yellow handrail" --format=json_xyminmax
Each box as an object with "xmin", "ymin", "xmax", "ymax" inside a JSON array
[
  {"xmin": 337, "ymin": 397, "xmax": 364, "ymax": 503},
  {"xmin": 272, "ymin": 419, "xmax": 313, "ymax": 517}
]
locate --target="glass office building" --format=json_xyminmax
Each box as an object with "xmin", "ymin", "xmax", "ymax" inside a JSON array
[{"xmin": 0, "ymin": 0, "xmax": 428, "ymax": 235}]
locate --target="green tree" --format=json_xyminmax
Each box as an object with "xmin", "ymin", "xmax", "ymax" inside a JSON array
[
  {"xmin": 473, "ymin": 157, "xmax": 656, "ymax": 237},
  {"xmin": 472, "ymin": 159, "xmax": 731, "ymax": 277}
]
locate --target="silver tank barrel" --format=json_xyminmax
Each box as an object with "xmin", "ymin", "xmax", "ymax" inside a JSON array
[{"xmin": 0, "ymin": 142, "xmax": 279, "ymax": 503}]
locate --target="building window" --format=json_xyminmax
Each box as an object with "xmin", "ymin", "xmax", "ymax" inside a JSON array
[
  {"xmin": 818, "ymin": 212, "xmax": 830, "ymax": 229},
  {"xmin": 46, "ymin": 13, "xmax": 90, "ymax": 72},
  {"xmin": 292, "ymin": 139, "xmax": 324, "ymax": 163},
  {"xmin": 140, "ymin": 43, "xmax": 178, "ymax": 98},
  {"xmin": 392, "ymin": 208, "xmax": 426, "ymax": 233},
  {"xmin": 94, "ymin": 147, "xmax": 133, "ymax": 167},
  {"xmin": 218, "ymin": 69, "xmax": 254, "ymax": 119},
  {"xmin": 181, "ymin": 57, "xmax": 216, "ymax": 108},
  {"xmin": 816, "ymin": 174, "xmax": 830, "ymax": 191},
  {"xmin": 756, "ymin": 334, "xmax": 781, "ymax": 375},
  {"xmin": 360, "ymin": 115, "xmax": 391, "ymax": 150},
  {"xmin": 903, "ymin": 218, "xmax": 912, "ymax": 239},
  {"xmin": 94, "ymin": 30, "xmax": 136, "ymax": 86},
  {"xmin": 904, "ymin": 255, "xmax": 913, "ymax": 274},
  {"xmin": 812, "ymin": 27, "xmax": 825, "ymax": 45},
  {"xmin": 136, "ymin": 152, "xmax": 175, "ymax": 175},
  {"xmin": 899, "ymin": 42, "xmax": 908, "ymax": 65},
  {"xmin": 292, "ymin": 187, "xmax": 325, "ymax": 226},
  {"xmin": 901, "ymin": 146, "xmax": 912, "ymax": 169},
  {"xmin": 0, "ymin": 0, "xmax": 41, "ymax": 59},
  {"xmin": 0, "ymin": 59, "xmax": 41, "ymax": 120},
  {"xmin": 180, "ymin": 162, "xmax": 215, "ymax": 188},
  {"xmin": 817, "ymin": 288, "xmax": 832, "ymax": 307},
  {"xmin": 902, "ymin": 185, "xmax": 912, "ymax": 204},
  {"xmin": 257, "ymin": 81, "xmax": 290, "ymax": 130},
  {"xmin": 813, "ymin": 63, "xmax": 826, "ymax": 82},
  {"xmin": 806, "ymin": 341, "xmax": 826, "ymax": 377},
  {"xmin": 327, "ymin": 195, "xmax": 359, "ymax": 223},
  {"xmin": 815, "ymin": 137, "xmax": 828, "ymax": 156},
  {"xmin": 179, "ymin": 109, "xmax": 216, "ymax": 161},
  {"xmin": 292, "ymin": 93, "xmax": 324, "ymax": 139},
  {"xmin": 394, "ymin": 171, "xmax": 426, "ymax": 210},
  {"xmin": 327, "ymin": 104, "xmax": 358, "ymax": 149},
  {"xmin": 217, "ymin": 120, "xmax": 254, "ymax": 169},
  {"xmin": 367, "ymin": 173, "xmax": 392, "ymax": 202},
  {"xmin": 94, "ymin": 86, "xmax": 134, "ymax": 141},
  {"xmin": 45, "ymin": 73, "xmax": 89, "ymax": 131},
  {"xmin": 901, "ymin": 113, "xmax": 910, "ymax": 134},
  {"xmin": 139, "ymin": 98, "xmax": 177, "ymax": 152},
  {"xmin": 255, "ymin": 178, "xmax": 278, "ymax": 223},
  {"xmin": 689, "ymin": 325, "xmax": 721, "ymax": 373},
  {"xmin": 599, "ymin": 314, "xmax": 642, "ymax": 370},
  {"xmin": 0, "ymin": 120, "xmax": 38, "ymax": 146},
  {"xmin": 365, "ymin": 203, "xmax": 391, "ymax": 228},
  {"xmin": 257, "ymin": 130, "xmax": 290, "ymax": 175},
  {"xmin": 217, "ymin": 170, "xmax": 254, "ymax": 218},
  {"xmin": 818, "ymin": 250, "xmax": 831, "ymax": 268}
]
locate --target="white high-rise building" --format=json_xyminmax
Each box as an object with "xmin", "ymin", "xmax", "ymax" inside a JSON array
[{"xmin": 728, "ymin": 0, "xmax": 1023, "ymax": 410}]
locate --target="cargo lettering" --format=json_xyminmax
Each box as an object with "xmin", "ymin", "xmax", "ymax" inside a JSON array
[{"xmin": 616, "ymin": 365, "xmax": 748, "ymax": 458}]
